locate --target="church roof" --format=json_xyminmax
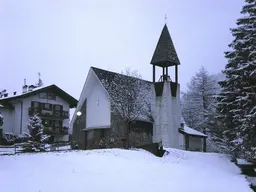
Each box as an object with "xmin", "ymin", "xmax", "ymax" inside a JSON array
[
  {"xmin": 91, "ymin": 67, "xmax": 152, "ymax": 122},
  {"xmin": 150, "ymin": 24, "xmax": 180, "ymax": 67}
]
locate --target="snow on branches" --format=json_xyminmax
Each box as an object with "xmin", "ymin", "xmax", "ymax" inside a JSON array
[
  {"xmin": 27, "ymin": 115, "xmax": 48, "ymax": 143},
  {"xmin": 216, "ymin": 0, "xmax": 256, "ymax": 160}
]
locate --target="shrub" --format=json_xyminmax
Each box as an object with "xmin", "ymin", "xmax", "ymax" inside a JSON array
[
  {"xmin": 15, "ymin": 133, "xmax": 31, "ymax": 143},
  {"xmin": 1, "ymin": 133, "xmax": 16, "ymax": 145},
  {"xmin": 71, "ymin": 141, "xmax": 79, "ymax": 150}
]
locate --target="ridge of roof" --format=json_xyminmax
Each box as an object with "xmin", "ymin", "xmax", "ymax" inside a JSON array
[{"xmin": 91, "ymin": 66, "xmax": 152, "ymax": 84}]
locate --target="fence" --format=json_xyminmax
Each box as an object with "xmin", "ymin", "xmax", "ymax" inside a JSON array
[{"xmin": 0, "ymin": 142, "xmax": 72, "ymax": 155}]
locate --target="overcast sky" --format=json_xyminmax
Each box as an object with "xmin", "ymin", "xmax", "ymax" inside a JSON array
[{"xmin": 0, "ymin": 0, "xmax": 244, "ymax": 100}]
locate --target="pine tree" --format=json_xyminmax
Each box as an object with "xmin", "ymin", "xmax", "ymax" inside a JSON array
[
  {"xmin": 0, "ymin": 113, "xmax": 3, "ymax": 138},
  {"xmin": 182, "ymin": 66, "xmax": 217, "ymax": 133},
  {"xmin": 216, "ymin": 0, "xmax": 256, "ymax": 160},
  {"xmin": 27, "ymin": 115, "xmax": 45, "ymax": 142},
  {"xmin": 181, "ymin": 67, "xmax": 228, "ymax": 152},
  {"xmin": 0, "ymin": 113, "xmax": 3, "ymax": 127}
]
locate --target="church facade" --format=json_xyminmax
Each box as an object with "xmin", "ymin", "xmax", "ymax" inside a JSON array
[{"xmin": 71, "ymin": 24, "xmax": 207, "ymax": 151}]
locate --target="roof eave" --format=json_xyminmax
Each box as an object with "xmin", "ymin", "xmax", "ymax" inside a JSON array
[{"xmin": 179, "ymin": 128, "xmax": 208, "ymax": 138}]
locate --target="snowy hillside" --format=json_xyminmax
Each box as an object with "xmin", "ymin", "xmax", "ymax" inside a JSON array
[{"xmin": 0, "ymin": 149, "xmax": 252, "ymax": 192}]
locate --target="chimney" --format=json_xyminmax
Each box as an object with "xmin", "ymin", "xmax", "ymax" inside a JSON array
[
  {"xmin": 28, "ymin": 85, "xmax": 36, "ymax": 92},
  {"xmin": 28, "ymin": 85, "xmax": 33, "ymax": 92},
  {"xmin": 22, "ymin": 78, "xmax": 28, "ymax": 93},
  {"xmin": 22, "ymin": 85, "xmax": 28, "ymax": 94},
  {"xmin": 1, "ymin": 89, "xmax": 6, "ymax": 94},
  {"xmin": 13, "ymin": 91, "xmax": 17, "ymax": 96}
]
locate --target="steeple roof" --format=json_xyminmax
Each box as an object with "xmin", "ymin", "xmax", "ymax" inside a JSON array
[{"xmin": 150, "ymin": 24, "xmax": 180, "ymax": 67}]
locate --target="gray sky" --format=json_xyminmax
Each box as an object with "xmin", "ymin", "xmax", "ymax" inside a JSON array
[{"xmin": 0, "ymin": 0, "xmax": 244, "ymax": 100}]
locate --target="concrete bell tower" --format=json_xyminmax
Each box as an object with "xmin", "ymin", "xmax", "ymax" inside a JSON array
[{"xmin": 150, "ymin": 24, "xmax": 183, "ymax": 149}]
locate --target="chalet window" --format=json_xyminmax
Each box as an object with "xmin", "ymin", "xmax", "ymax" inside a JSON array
[
  {"xmin": 39, "ymin": 92, "xmax": 47, "ymax": 99},
  {"xmin": 44, "ymin": 103, "xmax": 52, "ymax": 110},
  {"xmin": 54, "ymin": 105, "xmax": 61, "ymax": 111},
  {"xmin": 53, "ymin": 120, "xmax": 62, "ymax": 129},
  {"xmin": 31, "ymin": 101, "xmax": 39, "ymax": 108},
  {"xmin": 31, "ymin": 102, "xmax": 41, "ymax": 112},
  {"xmin": 55, "ymin": 111, "xmax": 60, "ymax": 116},
  {"xmin": 39, "ymin": 92, "xmax": 56, "ymax": 100},
  {"xmin": 48, "ymin": 93, "xmax": 56, "ymax": 100}
]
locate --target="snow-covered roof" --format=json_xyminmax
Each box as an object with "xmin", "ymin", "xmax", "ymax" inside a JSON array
[
  {"xmin": 92, "ymin": 67, "xmax": 152, "ymax": 122},
  {"xmin": 183, "ymin": 125, "xmax": 207, "ymax": 137},
  {"xmin": 180, "ymin": 115, "xmax": 207, "ymax": 137},
  {"xmin": 0, "ymin": 84, "xmax": 78, "ymax": 108},
  {"xmin": 0, "ymin": 84, "xmax": 51, "ymax": 101}
]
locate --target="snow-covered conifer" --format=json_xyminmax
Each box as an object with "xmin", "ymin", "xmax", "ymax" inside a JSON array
[{"xmin": 216, "ymin": 0, "xmax": 256, "ymax": 160}]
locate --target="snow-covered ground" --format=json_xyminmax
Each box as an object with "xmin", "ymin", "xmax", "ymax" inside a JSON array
[
  {"xmin": 0, "ymin": 148, "xmax": 252, "ymax": 192},
  {"xmin": 0, "ymin": 147, "xmax": 15, "ymax": 155}
]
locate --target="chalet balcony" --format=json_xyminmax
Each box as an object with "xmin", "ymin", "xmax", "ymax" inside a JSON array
[
  {"xmin": 28, "ymin": 108, "xmax": 69, "ymax": 119},
  {"xmin": 44, "ymin": 126, "xmax": 69, "ymax": 135}
]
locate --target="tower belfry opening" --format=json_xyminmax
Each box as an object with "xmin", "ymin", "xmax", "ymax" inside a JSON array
[{"xmin": 150, "ymin": 24, "xmax": 180, "ymax": 83}]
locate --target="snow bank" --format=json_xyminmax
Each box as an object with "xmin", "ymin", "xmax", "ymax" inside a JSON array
[{"xmin": 0, "ymin": 148, "xmax": 252, "ymax": 192}]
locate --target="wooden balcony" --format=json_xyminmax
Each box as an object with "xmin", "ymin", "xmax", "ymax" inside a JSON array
[
  {"xmin": 29, "ymin": 108, "xmax": 69, "ymax": 119},
  {"xmin": 44, "ymin": 126, "xmax": 69, "ymax": 135}
]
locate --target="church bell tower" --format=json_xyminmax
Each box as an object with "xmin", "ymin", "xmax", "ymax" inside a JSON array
[{"xmin": 150, "ymin": 24, "xmax": 184, "ymax": 149}]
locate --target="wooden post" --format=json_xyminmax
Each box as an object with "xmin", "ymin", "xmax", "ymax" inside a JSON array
[
  {"xmin": 162, "ymin": 67, "xmax": 165, "ymax": 80},
  {"xmin": 203, "ymin": 137, "xmax": 206, "ymax": 152},
  {"xmin": 166, "ymin": 67, "xmax": 168, "ymax": 79},
  {"xmin": 153, "ymin": 65, "xmax": 155, "ymax": 83},
  {"xmin": 175, "ymin": 65, "xmax": 178, "ymax": 83},
  {"xmin": 185, "ymin": 135, "xmax": 189, "ymax": 151}
]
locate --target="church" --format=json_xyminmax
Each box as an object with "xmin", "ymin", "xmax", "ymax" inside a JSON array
[{"xmin": 71, "ymin": 24, "xmax": 207, "ymax": 151}]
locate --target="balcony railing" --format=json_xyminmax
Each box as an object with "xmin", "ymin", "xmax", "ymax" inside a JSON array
[
  {"xmin": 29, "ymin": 108, "xmax": 69, "ymax": 119},
  {"xmin": 44, "ymin": 126, "xmax": 69, "ymax": 135}
]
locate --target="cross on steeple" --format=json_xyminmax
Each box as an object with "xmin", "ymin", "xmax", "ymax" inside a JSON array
[{"xmin": 165, "ymin": 14, "xmax": 167, "ymax": 24}]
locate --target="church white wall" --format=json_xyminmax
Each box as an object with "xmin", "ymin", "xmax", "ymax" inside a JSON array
[{"xmin": 86, "ymin": 78, "xmax": 111, "ymax": 129}]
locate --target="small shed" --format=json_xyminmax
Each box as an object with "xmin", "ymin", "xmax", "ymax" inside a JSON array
[{"xmin": 179, "ymin": 123, "xmax": 207, "ymax": 152}]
